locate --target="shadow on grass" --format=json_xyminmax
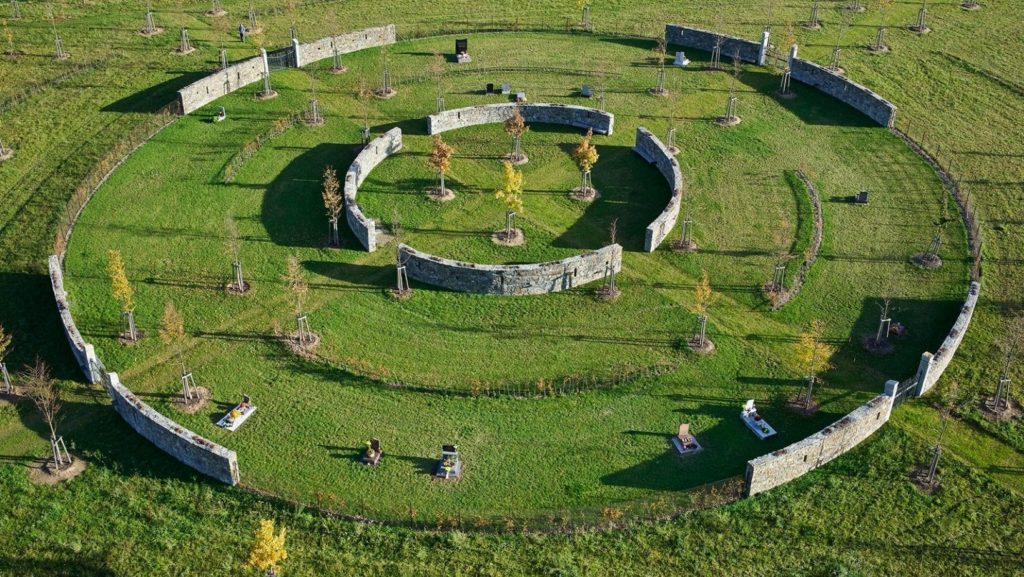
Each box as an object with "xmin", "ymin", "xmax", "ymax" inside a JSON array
[{"xmin": 101, "ymin": 71, "xmax": 207, "ymax": 113}]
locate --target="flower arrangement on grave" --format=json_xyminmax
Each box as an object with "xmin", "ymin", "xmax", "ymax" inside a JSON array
[
  {"xmin": 365, "ymin": 440, "xmax": 377, "ymax": 460},
  {"xmin": 228, "ymin": 408, "xmax": 241, "ymax": 423}
]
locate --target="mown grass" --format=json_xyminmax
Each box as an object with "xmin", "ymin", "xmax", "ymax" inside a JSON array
[
  {"xmin": 51, "ymin": 31, "xmax": 970, "ymax": 519},
  {"xmin": 0, "ymin": 0, "xmax": 1022, "ymax": 574}
]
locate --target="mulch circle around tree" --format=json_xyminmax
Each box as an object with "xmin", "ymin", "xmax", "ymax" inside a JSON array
[
  {"xmin": 687, "ymin": 337, "xmax": 715, "ymax": 355},
  {"xmin": 909, "ymin": 465, "xmax": 941, "ymax": 495},
  {"xmin": 505, "ymin": 153, "xmax": 529, "ymax": 166},
  {"xmin": 961, "ymin": 2, "xmax": 982, "ymax": 10},
  {"xmin": 670, "ymin": 239, "xmax": 698, "ymax": 253},
  {"xmin": 330, "ymin": 65, "xmax": 348, "ymax": 75},
  {"xmin": 714, "ymin": 116, "xmax": 742, "ymax": 127},
  {"xmin": 139, "ymin": 27, "xmax": 165, "ymax": 37},
  {"xmin": 491, "ymin": 228, "xmax": 525, "ymax": 247},
  {"xmin": 225, "ymin": 281, "xmax": 251, "ymax": 296},
  {"xmin": 648, "ymin": 88, "xmax": 669, "ymax": 97},
  {"xmin": 373, "ymin": 88, "xmax": 397, "ymax": 99},
  {"xmin": 388, "ymin": 288, "xmax": 414, "ymax": 301},
  {"xmin": 28, "ymin": 455, "xmax": 87, "ymax": 485},
  {"xmin": 174, "ymin": 47, "xmax": 196, "ymax": 56},
  {"xmin": 0, "ymin": 391, "xmax": 21, "ymax": 408},
  {"xmin": 978, "ymin": 397, "xmax": 1022, "ymax": 422},
  {"xmin": 118, "ymin": 330, "xmax": 145, "ymax": 346},
  {"xmin": 776, "ymin": 90, "xmax": 797, "ymax": 100},
  {"xmin": 285, "ymin": 331, "xmax": 321, "ymax": 358},
  {"xmin": 256, "ymin": 90, "xmax": 278, "ymax": 101},
  {"xmin": 862, "ymin": 334, "xmax": 895, "ymax": 356},
  {"xmin": 595, "ymin": 284, "xmax": 621, "ymax": 302},
  {"xmin": 569, "ymin": 187, "xmax": 600, "ymax": 202},
  {"xmin": 171, "ymin": 386, "xmax": 211, "ymax": 415},
  {"xmin": 911, "ymin": 252, "xmax": 943, "ymax": 269},
  {"xmin": 787, "ymin": 394, "xmax": 820, "ymax": 416},
  {"xmin": 426, "ymin": 187, "xmax": 455, "ymax": 202},
  {"xmin": 869, "ymin": 45, "xmax": 891, "ymax": 56}
]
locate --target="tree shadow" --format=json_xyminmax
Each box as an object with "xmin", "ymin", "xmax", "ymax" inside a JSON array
[
  {"xmin": 551, "ymin": 144, "xmax": 667, "ymax": 252},
  {"xmin": 389, "ymin": 452, "xmax": 437, "ymax": 476},
  {"xmin": 261, "ymin": 142, "xmax": 356, "ymax": 248},
  {"xmin": 302, "ymin": 261, "xmax": 392, "ymax": 291}
]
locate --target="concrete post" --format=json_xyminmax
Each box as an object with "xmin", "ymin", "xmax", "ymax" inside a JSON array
[
  {"xmin": 788, "ymin": 44, "xmax": 799, "ymax": 69},
  {"xmin": 758, "ymin": 28, "xmax": 771, "ymax": 66},
  {"xmin": 913, "ymin": 352, "xmax": 934, "ymax": 397},
  {"xmin": 259, "ymin": 47, "xmax": 270, "ymax": 77},
  {"xmin": 882, "ymin": 379, "xmax": 899, "ymax": 421},
  {"xmin": 84, "ymin": 343, "xmax": 100, "ymax": 384},
  {"xmin": 291, "ymin": 37, "xmax": 301, "ymax": 67}
]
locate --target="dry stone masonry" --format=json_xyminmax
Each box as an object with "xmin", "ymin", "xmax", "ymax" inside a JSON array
[
  {"xmin": 665, "ymin": 24, "xmax": 770, "ymax": 66},
  {"xmin": 428, "ymin": 103, "xmax": 614, "ymax": 136},
  {"xmin": 398, "ymin": 243, "xmax": 622, "ymax": 296},
  {"xmin": 49, "ymin": 254, "xmax": 240, "ymax": 485},
  {"xmin": 789, "ymin": 51, "xmax": 897, "ymax": 128},
  {"xmin": 344, "ymin": 127, "xmax": 403, "ymax": 252},
  {"xmin": 745, "ymin": 381, "xmax": 898, "ymax": 496},
  {"xmin": 177, "ymin": 25, "xmax": 395, "ymax": 115},
  {"xmin": 633, "ymin": 127, "xmax": 683, "ymax": 252},
  {"xmin": 914, "ymin": 282, "xmax": 981, "ymax": 396}
]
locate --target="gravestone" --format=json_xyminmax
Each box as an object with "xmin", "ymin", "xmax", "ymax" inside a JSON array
[
  {"xmin": 362, "ymin": 437, "xmax": 383, "ymax": 466},
  {"xmin": 435, "ymin": 444, "xmax": 462, "ymax": 479},
  {"xmin": 500, "ymin": 83, "xmax": 511, "ymax": 95},
  {"xmin": 580, "ymin": 84, "xmax": 592, "ymax": 98},
  {"xmin": 214, "ymin": 106, "xmax": 227, "ymax": 122},
  {"xmin": 674, "ymin": 51, "xmax": 690, "ymax": 67},
  {"xmin": 486, "ymin": 82, "xmax": 494, "ymax": 94},
  {"xmin": 455, "ymin": 38, "xmax": 471, "ymax": 63}
]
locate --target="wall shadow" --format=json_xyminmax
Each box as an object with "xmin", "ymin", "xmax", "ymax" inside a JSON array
[
  {"xmin": 262, "ymin": 142, "xmax": 355, "ymax": 248},
  {"xmin": 101, "ymin": 71, "xmax": 207, "ymax": 113}
]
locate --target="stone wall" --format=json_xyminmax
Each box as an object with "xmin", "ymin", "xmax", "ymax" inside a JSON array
[
  {"xmin": 633, "ymin": 127, "xmax": 683, "ymax": 252},
  {"xmin": 745, "ymin": 381, "xmax": 898, "ymax": 496},
  {"xmin": 399, "ymin": 243, "xmax": 622, "ymax": 296},
  {"xmin": 789, "ymin": 57, "xmax": 897, "ymax": 128},
  {"xmin": 48, "ymin": 255, "xmax": 100, "ymax": 384},
  {"xmin": 177, "ymin": 25, "xmax": 396, "ymax": 115},
  {"xmin": 296, "ymin": 24, "xmax": 396, "ymax": 68},
  {"xmin": 428, "ymin": 103, "xmax": 615, "ymax": 136},
  {"xmin": 915, "ymin": 281, "xmax": 981, "ymax": 396},
  {"xmin": 49, "ymin": 254, "xmax": 240, "ymax": 485},
  {"xmin": 665, "ymin": 24, "xmax": 766, "ymax": 65},
  {"xmin": 344, "ymin": 127, "xmax": 403, "ymax": 252},
  {"xmin": 103, "ymin": 371, "xmax": 240, "ymax": 485},
  {"xmin": 177, "ymin": 54, "xmax": 267, "ymax": 115}
]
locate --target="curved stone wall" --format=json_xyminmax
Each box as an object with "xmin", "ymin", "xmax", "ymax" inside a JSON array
[
  {"xmin": 914, "ymin": 281, "xmax": 981, "ymax": 396},
  {"xmin": 633, "ymin": 127, "xmax": 683, "ymax": 252},
  {"xmin": 745, "ymin": 381, "xmax": 897, "ymax": 496},
  {"xmin": 789, "ymin": 52, "xmax": 897, "ymax": 128},
  {"xmin": 398, "ymin": 243, "xmax": 622, "ymax": 296},
  {"xmin": 49, "ymin": 255, "xmax": 240, "ymax": 484},
  {"xmin": 177, "ymin": 25, "xmax": 396, "ymax": 115},
  {"xmin": 428, "ymin": 103, "xmax": 614, "ymax": 136},
  {"xmin": 665, "ymin": 24, "xmax": 769, "ymax": 66},
  {"xmin": 344, "ymin": 127, "xmax": 403, "ymax": 252}
]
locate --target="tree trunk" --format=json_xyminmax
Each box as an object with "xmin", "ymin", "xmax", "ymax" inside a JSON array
[{"xmin": 804, "ymin": 375, "xmax": 815, "ymax": 409}]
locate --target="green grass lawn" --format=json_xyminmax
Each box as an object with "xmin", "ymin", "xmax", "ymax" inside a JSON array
[
  {"xmin": 0, "ymin": 0, "xmax": 1022, "ymax": 574},
  {"xmin": 51, "ymin": 31, "xmax": 970, "ymax": 520}
]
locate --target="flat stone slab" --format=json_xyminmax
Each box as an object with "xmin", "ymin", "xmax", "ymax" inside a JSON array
[
  {"xmin": 741, "ymin": 412, "xmax": 777, "ymax": 439},
  {"xmin": 669, "ymin": 435, "xmax": 703, "ymax": 456},
  {"xmin": 217, "ymin": 404, "xmax": 256, "ymax": 432}
]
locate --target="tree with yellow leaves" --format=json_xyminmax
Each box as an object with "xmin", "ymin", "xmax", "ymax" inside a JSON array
[
  {"xmin": 426, "ymin": 135, "xmax": 455, "ymax": 200},
  {"xmin": 322, "ymin": 166, "xmax": 342, "ymax": 247},
  {"xmin": 494, "ymin": 160, "xmax": 524, "ymax": 244},
  {"xmin": 692, "ymin": 270, "xmax": 715, "ymax": 348},
  {"xmin": 571, "ymin": 128, "xmax": 600, "ymax": 200},
  {"xmin": 797, "ymin": 319, "xmax": 837, "ymax": 410},
  {"xmin": 107, "ymin": 249, "xmax": 139, "ymax": 343},
  {"xmin": 247, "ymin": 519, "xmax": 288, "ymax": 577}
]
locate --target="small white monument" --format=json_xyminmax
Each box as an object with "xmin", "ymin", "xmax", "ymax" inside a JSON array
[
  {"xmin": 674, "ymin": 51, "xmax": 691, "ymax": 67},
  {"xmin": 740, "ymin": 399, "xmax": 777, "ymax": 439}
]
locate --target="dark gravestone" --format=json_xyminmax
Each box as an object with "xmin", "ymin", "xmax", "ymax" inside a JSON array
[
  {"xmin": 455, "ymin": 39, "xmax": 468, "ymax": 55},
  {"xmin": 486, "ymin": 83, "xmax": 495, "ymax": 94},
  {"xmin": 855, "ymin": 190, "xmax": 869, "ymax": 204}
]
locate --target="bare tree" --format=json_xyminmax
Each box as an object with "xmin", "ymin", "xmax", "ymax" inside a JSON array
[
  {"xmin": 992, "ymin": 316, "xmax": 1024, "ymax": 412},
  {"xmin": 22, "ymin": 359, "xmax": 72, "ymax": 470},
  {"xmin": 283, "ymin": 256, "xmax": 312, "ymax": 345},
  {"xmin": 226, "ymin": 214, "xmax": 248, "ymax": 293}
]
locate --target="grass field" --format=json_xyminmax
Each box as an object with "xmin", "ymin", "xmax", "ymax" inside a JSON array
[{"xmin": 1, "ymin": 0, "xmax": 1023, "ymax": 575}]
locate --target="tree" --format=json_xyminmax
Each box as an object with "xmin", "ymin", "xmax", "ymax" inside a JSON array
[
  {"xmin": 21, "ymin": 359, "xmax": 72, "ymax": 470},
  {"xmin": 872, "ymin": 0, "xmax": 894, "ymax": 53},
  {"xmin": 992, "ymin": 316, "xmax": 1024, "ymax": 412},
  {"xmin": 426, "ymin": 135, "xmax": 455, "ymax": 200},
  {"xmin": 356, "ymin": 78, "xmax": 373, "ymax": 145},
  {"xmin": 429, "ymin": 51, "xmax": 445, "ymax": 112},
  {"xmin": 494, "ymin": 161, "xmax": 524, "ymax": 242},
  {"xmin": 321, "ymin": 166, "xmax": 342, "ymax": 247},
  {"xmin": 503, "ymin": 106, "xmax": 529, "ymax": 164},
  {"xmin": 0, "ymin": 324, "xmax": 12, "ymax": 394},
  {"xmin": 692, "ymin": 270, "xmax": 715, "ymax": 349},
  {"xmin": 571, "ymin": 128, "xmax": 600, "ymax": 199},
  {"xmin": 797, "ymin": 319, "xmax": 837, "ymax": 410},
  {"xmin": 226, "ymin": 213, "xmax": 248, "ymax": 292},
  {"xmin": 283, "ymin": 256, "xmax": 311, "ymax": 345},
  {"xmin": 247, "ymin": 519, "xmax": 288, "ymax": 577},
  {"xmin": 107, "ymin": 249, "xmax": 139, "ymax": 342},
  {"xmin": 159, "ymin": 300, "xmax": 199, "ymax": 403}
]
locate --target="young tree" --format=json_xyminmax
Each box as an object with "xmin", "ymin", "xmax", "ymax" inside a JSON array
[
  {"xmin": 356, "ymin": 78, "xmax": 373, "ymax": 145},
  {"xmin": 283, "ymin": 256, "xmax": 311, "ymax": 345},
  {"xmin": 571, "ymin": 128, "xmax": 600, "ymax": 200},
  {"xmin": 159, "ymin": 300, "xmax": 199, "ymax": 403},
  {"xmin": 226, "ymin": 213, "xmax": 248, "ymax": 293},
  {"xmin": 494, "ymin": 161, "xmax": 524, "ymax": 243},
  {"xmin": 797, "ymin": 319, "xmax": 837, "ymax": 410},
  {"xmin": 651, "ymin": 34, "xmax": 668, "ymax": 95},
  {"xmin": 992, "ymin": 316, "xmax": 1024, "ymax": 412},
  {"xmin": 107, "ymin": 249, "xmax": 139, "ymax": 343},
  {"xmin": 875, "ymin": 295, "xmax": 893, "ymax": 348},
  {"xmin": 429, "ymin": 51, "xmax": 445, "ymax": 112},
  {"xmin": 247, "ymin": 519, "xmax": 288, "ymax": 577},
  {"xmin": 718, "ymin": 53, "xmax": 742, "ymax": 125},
  {"xmin": 0, "ymin": 324, "xmax": 12, "ymax": 394},
  {"xmin": 22, "ymin": 359, "xmax": 72, "ymax": 470},
  {"xmin": 322, "ymin": 166, "xmax": 342, "ymax": 247},
  {"xmin": 503, "ymin": 106, "xmax": 529, "ymax": 164},
  {"xmin": 426, "ymin": 135, "xmax": 455, "ymax": 200},
  {"xmin": 692, "ymin": 270, "xmax": 715, "ymax": 350}
]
